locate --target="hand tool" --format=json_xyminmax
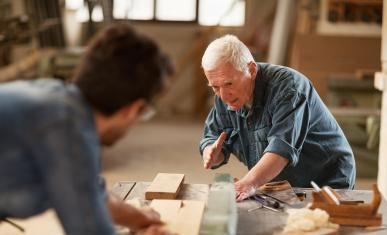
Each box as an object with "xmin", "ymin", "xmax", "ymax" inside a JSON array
[
  {"xmin": 310, "ymin": 181, "xmax": 340, "ymax": 205},
  {"xmin": 248, "ymin": 195, "xmax": 283, "ymax": 212}
]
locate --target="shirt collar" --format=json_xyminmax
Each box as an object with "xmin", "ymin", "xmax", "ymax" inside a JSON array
[{"xmin": 252, "ymin": 63, "xmax": 268, "ymax": 108}]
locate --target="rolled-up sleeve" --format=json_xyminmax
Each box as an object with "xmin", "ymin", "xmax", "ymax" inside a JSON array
[
  {"xmin": 199, "ymin": 106, "xmax": 232, "ymax": 169},
  {"xmin": 264, "ymin": 91, "xmax": 310, "ymax": 166}
]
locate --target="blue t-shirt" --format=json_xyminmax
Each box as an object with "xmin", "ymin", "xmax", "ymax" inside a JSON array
[
  {"xmin": 0, "ymin": 79, "xmax": 115, "ymax": 235},
  {"xmin": 199, "ymin": 63, "xmax": 356, "ymax": 189}
]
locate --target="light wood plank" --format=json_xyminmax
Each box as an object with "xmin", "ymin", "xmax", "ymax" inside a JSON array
[
  {"xmin": 150, "ymin": 200, "xmax": 205, "ymax": 235},
  {"xmin": 145, "ymin": 173, "xmax": 185, "ymax": 200}
]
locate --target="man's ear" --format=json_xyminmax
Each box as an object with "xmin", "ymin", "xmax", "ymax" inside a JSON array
[
  {"xmin": 248, "ymin": 61, "xmax": 257, "ymax": 78},
  {"xmin": 120, "ymin": 99, "xmax": 145, "ymax": 120}
]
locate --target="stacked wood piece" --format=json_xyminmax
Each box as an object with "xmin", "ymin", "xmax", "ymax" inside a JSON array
[{"xmin": 145, "ymin": 173, "xmax": 185, "ymax": 200}]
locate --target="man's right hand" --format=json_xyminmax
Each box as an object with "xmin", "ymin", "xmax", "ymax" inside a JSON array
[
  {"xmin": 132, "ymin": 206, "xmax": 163, "ymax": 230},
  {"xmin": 203, "ymin": 132, "xmax": 227, "ymax": 169},
  {"xmin": 136, "ymin": 225, "xmax": 176, "ymax": 235}
]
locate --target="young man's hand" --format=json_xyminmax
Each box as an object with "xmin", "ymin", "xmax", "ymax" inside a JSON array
[
  {"xmin": 136, "ymin": 207, "xmax": 162, "ymax": 227},
  {"xmin": 136, "ymin": 225, "xmax": 176, "ymax": 235},
  {"xmin": 108, "ymin": 194, "xmax": 163, "ymax": 231},
  {"xmin": 202, "ymin": 132, "xmax": 227, "ymax": 169}
]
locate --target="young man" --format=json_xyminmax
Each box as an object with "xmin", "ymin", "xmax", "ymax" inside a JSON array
[
  {"xmin": 0, "ymin": 25, "xmax": 173, "ymax": 235},
  {"xmin": 199, "ymin": 35, "xmax": 356, "ymax": 201}
]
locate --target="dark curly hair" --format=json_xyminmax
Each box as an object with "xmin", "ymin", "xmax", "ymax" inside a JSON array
[{"xmin": 73, "ymin": 24, "xmax": 173, "ymax": 116}]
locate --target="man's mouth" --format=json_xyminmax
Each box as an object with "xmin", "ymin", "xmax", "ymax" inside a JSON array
[{"xmin": 229, "ymin": 98, "xmax": 238, "ymax": 105}]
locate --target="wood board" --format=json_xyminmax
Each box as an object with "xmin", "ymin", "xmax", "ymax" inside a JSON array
[
  {"xmin": 150, "ymin": 199, "xmax": 205, "ymax": 235},
  {"xmin": 277, "ymin": 227, "xmax": 339, "ymax": 235},
  {"xmin": 145, "ymin": 173, "xmax": 185, "ymax": 200}
]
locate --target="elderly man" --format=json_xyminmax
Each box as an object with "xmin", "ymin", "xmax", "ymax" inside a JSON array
[
  {"xmin": 199, "ymin": 35, "xmax": 355, "ymax": 201},
  {"xmin": 0, "ymin": 25, "xmax": 172, "ymax": 235}
]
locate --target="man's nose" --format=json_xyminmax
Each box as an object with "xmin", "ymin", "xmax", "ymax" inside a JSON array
[{"xmin": 219, "ymin": 88, "xmax": 230, "ymax": 101}]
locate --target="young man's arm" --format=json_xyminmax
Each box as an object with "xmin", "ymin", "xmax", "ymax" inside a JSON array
[
  {"xmin": 32, "ymin": 115, "xmax": 163, "ymax": 234},
  {"xmin": 31, "ymin": 119, "xmax": 116, "ymax": 235}
]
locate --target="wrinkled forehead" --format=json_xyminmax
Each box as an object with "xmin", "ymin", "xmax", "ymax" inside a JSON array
[
  {"xmin": 205, "ymin": 70, "xmax": 234, "ymax": 85},
  {"xmin": 205, "ymin": 64, "xmax": 244, "ymax": 85},
  {"xmin": 207, "ymin": 79, "xmax": 234, "ymax": 87}
]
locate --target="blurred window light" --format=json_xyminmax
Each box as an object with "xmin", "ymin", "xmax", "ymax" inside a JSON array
[
  {"xmin": 156, "ymin": 0, "xmax": 196, "ymax": 21},
  {"xmin": 114, "ymin": 0, "xmax": 153, "ymax": 20},
  {"xmin": 199, "ymin": 0, "xmax": 245, "ymax": 26},
  {"xmin": 66, "ymin": 0, "xmax": 83, "ymax": 10},
  {"xmin": 66, "ymin": 0, "xmax": 106, "ymax": 23},
  {"xmin": 92, "ymin": 4, "xmax": 104, "ymax": 22},
  {"xmin": 76, "ymin": 4, "xmax": 89, "ymax": 22}
]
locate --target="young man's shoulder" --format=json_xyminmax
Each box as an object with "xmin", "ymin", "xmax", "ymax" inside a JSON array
[{"xmin": 0, "ymin": 79, "xmax": 89, "ymax": 125}]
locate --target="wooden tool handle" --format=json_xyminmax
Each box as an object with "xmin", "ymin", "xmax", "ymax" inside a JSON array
[
  {"xmin": 321, "ymin": 186, "xmax": 340, "ymax": 205},
  {"xmin": 260, "ymin": 180, "xmax": 291, "ymax": 192}
]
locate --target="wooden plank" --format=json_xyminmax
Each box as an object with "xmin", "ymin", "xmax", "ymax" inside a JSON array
[
  {"xmin": 125, "ymin": 182, "xmax": 209, "ymax": 201},
  {"xmin": 145, "ymin": 173, "xmax": 185, "ymax": 200},
  {"xmin": 150, "ymin": 199, "xmax": 205, "ymax": 235},
  {"xmin": 278, "ymin": 227, "xmax": 339, "ymax": 235},
  {"xmin": 111, "ymin": 181, "xmax": 136, "ymax": 200}
]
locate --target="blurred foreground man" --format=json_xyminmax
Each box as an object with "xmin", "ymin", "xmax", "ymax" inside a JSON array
[
  {"xmin": 199, "ymin": 35, "xmax": 356, "ymax": 201},
  {"xmin": 0, "ymin": 25, "xmax": 173, "ymax": 235}
]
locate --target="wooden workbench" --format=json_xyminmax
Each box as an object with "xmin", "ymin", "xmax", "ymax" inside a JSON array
[{"xmin": 112, "ymin": 181, "xmax": 387, "ymax": 235}]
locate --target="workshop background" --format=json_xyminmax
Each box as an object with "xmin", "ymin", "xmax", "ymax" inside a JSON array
[{"xmin": 0, "ymin": 0, "xmax": 385, "ymax": 234}]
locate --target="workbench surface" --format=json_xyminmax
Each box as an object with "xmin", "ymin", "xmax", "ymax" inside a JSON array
[{"xmin": 112, "ymin": 181, "xmax": 387, "ymax": 235}]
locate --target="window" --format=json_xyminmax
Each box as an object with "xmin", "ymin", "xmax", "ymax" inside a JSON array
[
  {"xmin": 114, "ymin": 0, "xmax": 154, "ymax": 20},
  {"xmin": 66, "ymin": 0, "xmax": 245, "ymax": 26},
  {"xmin": 156, "ymin": 0, "xmax": 196, "ymax": 21},
  {"xmin": 199, "ymin": 0, "xmax": 245, "ymax": 26},
  {"xmin": 113, "ymin": 0, "xmax": 245, "ymax": 25}
]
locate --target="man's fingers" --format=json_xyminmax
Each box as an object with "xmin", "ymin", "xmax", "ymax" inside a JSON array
[
  {"xmin": 203, "ymin": 153, "xmax": 212, "ymax": 169},
  {"xmin": 203, "ymin": 133, "xmax": 226, "ymax": 170},
  {"xmin": 214, "ymin": 132, "xmax": 227, "ymax": 149},
  {"xmin": 236, "ymin": 194, "xmax": 245, "ymax": 202},
  {"xmin": 203, "ymin": 159, "xmax": 210, "ymax": 169},
  {"xmin": 235, "ymin": 191, "xmax": 245, "ymax": 202}
]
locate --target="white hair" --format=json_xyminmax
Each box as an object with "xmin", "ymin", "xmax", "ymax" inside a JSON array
[{"xmin": 201, "ymin": 34, "xmax": 254, "ymax": 73}]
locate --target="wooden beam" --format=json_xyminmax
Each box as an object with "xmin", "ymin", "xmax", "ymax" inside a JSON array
[
  {"xmin": 111, "ymin": 181, "xmax": 136, "ymax": 200},
  {"xmin": 145, "ymin": 173, "xmax": 185, "ymax": 200},
  {"xmin": 150, "ymin": 200, "xmax": 205, "ymax": 235}
]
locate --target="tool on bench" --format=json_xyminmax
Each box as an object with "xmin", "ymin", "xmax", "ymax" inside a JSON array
[
  {"xmin": 310, "ymin": 181, "xmax": 340, "ymax": 205},
  {"xmin": 294, "ymin": 190, "xmax": 307, "ymax": 201},
  {"xmin": 309, "ymin": 182, "xmax": 382, "ymax": 226},
  {"xmin": 257, "ymin": 180, "xmax": 300, "ymax": 205},
  {"xmin": 248, "ymin": 194, "xmax": 283, "ymax": 212}
]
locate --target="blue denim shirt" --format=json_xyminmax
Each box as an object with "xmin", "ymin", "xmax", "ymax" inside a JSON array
[
  {"xmin": 0, "ymin": 79, "xmax": 115, "ymax": 235},
  {"xmin": 199, "ymin": 63, "xmax": 356, "ymax": 188}
]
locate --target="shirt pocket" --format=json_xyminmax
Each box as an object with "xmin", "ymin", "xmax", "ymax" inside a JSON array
[
  {"xmin": 225, "ymin": 128, "xmax": 239, "ymax": 144},
  {"xmin": 224, "ymin": 129, "xmax": 246, "ymax": 164},
  {"xmin": 253, "ymin": 126, "xmax": 270, "ymax": 142}
]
